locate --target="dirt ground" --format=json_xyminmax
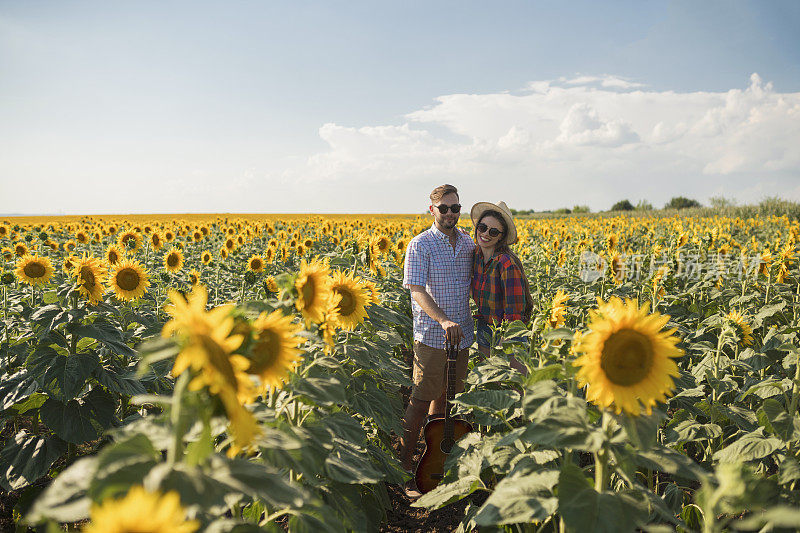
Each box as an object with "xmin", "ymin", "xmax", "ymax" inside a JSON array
[{"xmin": 381, "ymin": 437, "xmax": 486, "ymax": 532}]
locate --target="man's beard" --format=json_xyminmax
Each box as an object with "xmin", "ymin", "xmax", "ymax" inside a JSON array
[{"xmin": 439, "ymin": 217, "xmax": 458, "ymax": 229}]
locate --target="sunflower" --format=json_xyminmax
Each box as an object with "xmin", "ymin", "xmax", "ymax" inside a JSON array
[
  {"xmin": 1, "ymin": 247, "xmax": 12, "ymax": 261},
  {"xmin": 76, "ymin": 231, "xmax": 89, "ymax": 244},
  {"xmin": 573, "ymin": 297, "xmax": 683, "ymax": 416},
  {"xmin": 162, "ymin": 285, "xmax": 259, "ymax": 454},
  {"xmin": 225, "ymin": 237, "xmax": 236, "ymax": 251},
  {"xmin": 265, "ymin": 276, "xmax": 278, "ymax": 293},
  {"xmin": 246, "ymin": 310, "xmax": 305, "ymax": 388},
  {"xmin": 548, "ymin": 290, "xmax": 569, "ymax": 329},
  {"xmin": 110, "ymin": 259, "xmax": 150, "ymax": 301},
  {"xmin": 164, "ymin": 230, "xmax": 175, "ymax": 242},
  {"xmin": 73, "ymin": 255, "xmax": 108, "ymax": 305},
  {"xmin": 118, "ymin": 230, "xmax": 141, "ymax": 252},
  {"xmin": 247, "ymin": 255, "xmax": 265, "ymax": 273},
  {"xmin": 759, "ymin": 250, "xmax": 773, "ymax": 276},
  {"xmin": 83, "ymin": 486, "xmax": 199, "ymax": 533},
  {"xmin": 150, "ymin": 231, "xmax": 164, "ymax": 250},
  {"xmin": 63, "ymin": 254, "xmax": 79, "ymax": 273},
  {"xmin": 606, "ymin": 233, "xmax": 618, "ymax": 251},
  {"xmin": 105, "ymin": 244, "xmax": 124, "ymax": 266},
  {"xmin": 726, "ymin": 310, "xmax": 754, "ymax": 347},
  {"xmin": 63, "ymin": 240, "xmax": 77, "ymax": 253},
  {"xmin": 609, "ymin": 252, "xmax": 625, "ymax": 283},
  {"xmin": 361, "ymin": 278, "xmax": 380, "ymax": 305},
  {"xmin": 201, "ymin": 250, "xmax": 212, "ymax": 265},
  {"xmin": 264, "ymin": 247, "xmax": 275, "ymax": 263},
  {"xmin": 330, "ymin": 270, "xmax": 369, "ymax": 331},
  {"xmin": 295, "ymin": 258, "xmax": 334, "ymax": 325},
  {"xmin": 220, "ymin": 247, "xmax": 229, "ymax": 259},
  {"xmin": 164, "ymin": 248, "xmax": 184, "ymax": 273},
  {"xmin": 15, "ymin": 254, "xmax": 54, "ymax": 286},
  {"xmin": 0, "ymin": 225, "xmax": 7, "ymax": 238},
  {"xmin": 188, "ymin": 269, "xmax": 201, "ymax": 285},
  {"xmin": 192, "ymin": 230, "xmax": 202, "ymax": 242},
  {"xmin": 372, "ymin": 235, "xmax": 391, "ymax": 255},
  {"xmin": 296, "ymin": 244, "xmax": 306, "ymax": 257},
  {"xmin": 319, "ymin": 298, "xmax": 342, "ymax": 355},
  {"xmin": 14, "ymin": 242, "xmax": 28, "ymax": 257}
]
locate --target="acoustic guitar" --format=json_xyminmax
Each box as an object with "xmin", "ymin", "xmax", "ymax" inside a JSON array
[{"xmin": 414, "ymin": 341, "xmax": 473, "ymax": 494}]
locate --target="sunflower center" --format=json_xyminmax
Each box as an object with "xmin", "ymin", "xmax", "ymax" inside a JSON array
[
  {"xmin": 600, "ymin": 328, "xmax": 654, "ymax": 386},
  {"xmin": 24, "ymin": 262, "xmax": 46, "ymax": 278},
  {"xmin": 249, "ymin": 330, "xmax": 281, "ymax": 374},
  {"xmin": 117, "ymin": 268, "xmax": 140, "ymax": 291},
  {"xmin": 335, "ymin": 288, "xmax": 356, "ymax": 316},
  {"xmin": 251, "ymin": 259, "xmax": 262, "ymax": 270},
  {"xmin": 80, "ymin": 266, "xmax": 96, "ymax": 288},
  {"xmin": 301, "ymin": 279, "xmax": 316, "ymax": 306},
  {"xmin": 167, "ymin": 254, "xmax": 179, "ymax": 267},
  {"xmin": 108, "ymin": 251, "xmax": 119, "ymax": 264}
]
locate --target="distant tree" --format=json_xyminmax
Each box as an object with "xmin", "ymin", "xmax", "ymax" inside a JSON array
[
  {"xmin": 572, "ymin": 205, "xmax": 591, "ymax": 213},
  {"xmin": 665, "ymin": 196, "xmax": 702, "ymax": 209},
  {"xmin": 554, "ymin": 207, "xmax": 571, "ymax": 214},
  {"xmin": 709, "ymin": 196, "xmax": 737, "ymax": 208},
  {"xmin": 635, "ymin": 200, "xmax": 653, "ymax": 211},
  {"xmin": 610, "ymin": 199, "xmax": 634, "ymax": 211}
]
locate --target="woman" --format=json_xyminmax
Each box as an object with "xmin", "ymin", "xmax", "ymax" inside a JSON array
[{"xmin": 470, "ymin": 201, "xmax": 532, "ymax": 375}]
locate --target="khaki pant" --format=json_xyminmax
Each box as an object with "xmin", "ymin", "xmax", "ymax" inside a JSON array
[{"xmin": 411, "ymin": 341, "xmax": 469, "ymax": 401}]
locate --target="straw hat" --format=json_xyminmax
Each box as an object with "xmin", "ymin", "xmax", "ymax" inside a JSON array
[{"xmin": 470, "ymin": 201, "xmax": 518, "ymax": 245}]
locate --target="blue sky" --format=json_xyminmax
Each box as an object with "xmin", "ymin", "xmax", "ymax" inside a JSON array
[{"xmin": 1, "ymin": 1, "xmax": 799, "ymax": 214}]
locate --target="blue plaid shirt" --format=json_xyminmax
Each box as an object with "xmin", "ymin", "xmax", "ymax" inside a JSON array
[{"xmin": 403, "ymin": 224, "xmax": 475, "ymax": 350}]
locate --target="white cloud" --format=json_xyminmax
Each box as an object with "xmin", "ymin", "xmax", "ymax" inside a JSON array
[{"xmin": 296, "ymin": 73, "xmax": 800, "ymax": 210}]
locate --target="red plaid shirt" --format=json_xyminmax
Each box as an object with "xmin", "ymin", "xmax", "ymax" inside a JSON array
[{"xmin": 471, "ymin": 250, "xmax": 526, "ymax": 324}]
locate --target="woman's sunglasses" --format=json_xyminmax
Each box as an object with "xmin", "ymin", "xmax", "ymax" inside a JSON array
[
  {"xmin": 434, "ymin": 203, "xmax": 461, "ymax": 214},
  {"xmin": 476, "ymin": 222, "xmax": 503, "ymax": 238}
]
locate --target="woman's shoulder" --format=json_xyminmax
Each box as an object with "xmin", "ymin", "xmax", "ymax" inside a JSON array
[{"xmin": 496, "ymin": 252, "xmax": 517, "ymax": 267}]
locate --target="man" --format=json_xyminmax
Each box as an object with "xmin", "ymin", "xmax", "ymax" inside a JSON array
[{"xmin": 399, "ymin": 183, "xmax": 475, "ymax": 496}]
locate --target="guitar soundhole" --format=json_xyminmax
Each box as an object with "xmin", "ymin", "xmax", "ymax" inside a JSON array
[{"xmin": 440, "ymin": 438, "xmax": 454, "ymax": 454}]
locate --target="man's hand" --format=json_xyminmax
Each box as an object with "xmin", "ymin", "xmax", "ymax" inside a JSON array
[{"xmin": 440, "ymin": 319, "xmax": 463, "ymax": 347}]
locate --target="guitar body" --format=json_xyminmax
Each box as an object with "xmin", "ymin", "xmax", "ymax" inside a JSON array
[{"xmin": 415, "ymin": 415, "xmax": 473, "ymax": 494}]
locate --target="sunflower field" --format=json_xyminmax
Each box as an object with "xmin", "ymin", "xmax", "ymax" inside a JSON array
[{"xmin": 1, "ymin": 212, "xmax": 800, "ymax": 532}]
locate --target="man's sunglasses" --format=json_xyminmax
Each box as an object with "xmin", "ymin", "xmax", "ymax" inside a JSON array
[
  {"xmin": 434, "ymin": 203, "xmax": 461, "ymax": 214},
  {"xmin": 476, "ymin": 222, "xmax": 503, "ymax": 238}
]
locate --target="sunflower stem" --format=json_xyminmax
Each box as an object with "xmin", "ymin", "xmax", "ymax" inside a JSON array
[
  {"xmin": 765, "ymin": 273, "xmax": 771, "ymax": 305},
  {"xmin": 711, "ymin": 326, "xmax": 726, "ymax": 405},
  {"xmin": 594, "ymin": 411, "xmax": 611, "ymax": 492},
  {"xmin": 167, "ymin": 371, "xmax": 191, "ymax": 466}
]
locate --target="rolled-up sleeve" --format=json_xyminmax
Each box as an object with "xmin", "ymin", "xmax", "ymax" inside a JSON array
[
  {"xmin": 403, "ymin": 238, "xmax": 428, "ymax": 289},
  {"xmin": 500, "ymin": 258, "xmax": 526, "ymax": 322}
]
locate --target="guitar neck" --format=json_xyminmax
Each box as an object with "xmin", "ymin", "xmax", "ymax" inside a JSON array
[{"xmin": 443, "ymin": 343, "xmax": 457, "ymax": 442}]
